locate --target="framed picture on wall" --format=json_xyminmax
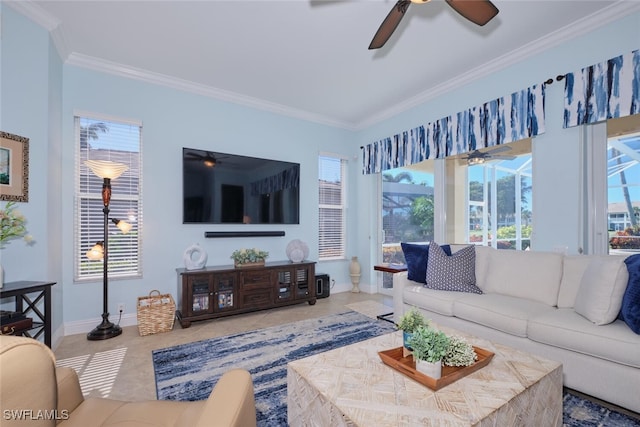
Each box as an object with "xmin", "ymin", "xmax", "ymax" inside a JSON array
[{"xmin": 0, "ymin": 131, "xmax": 29, "ymax": 202}]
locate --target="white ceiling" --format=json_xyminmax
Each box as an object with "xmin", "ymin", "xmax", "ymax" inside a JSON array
[{"xmin": 9, "ymin": 0, "xmax": 640, "ymax": 130}]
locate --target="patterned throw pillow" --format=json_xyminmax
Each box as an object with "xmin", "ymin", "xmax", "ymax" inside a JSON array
[{"xmin": 425, "ymin": 242, "xmax": 482, "ymax": 294}]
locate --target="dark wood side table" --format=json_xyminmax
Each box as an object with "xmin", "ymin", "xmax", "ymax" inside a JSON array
[
  {"xmin": 373, "ymin": 264, "xmax": 407, "ymax": 324},
  {"xmin": 373, "ymin": 263, "xmax": 407, "ymax": 274},
  {"xmin": 0, "ymin": 281, "xmax": 55, "ymax": 347}
]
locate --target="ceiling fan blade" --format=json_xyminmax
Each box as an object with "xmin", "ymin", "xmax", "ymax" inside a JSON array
[
  {"xmin": 369, "ymin": 0, "xmax": 411, "ymax": 50},
  {"xmin": 484, "ymin": 145, "xmax": 512, "ymax": 155},
  {"xmin": 445, "ymin": 0, "xmax": 499, "ymax": 26},
  {"xmin": 491, "ymin": 155, "xmax": 517, "ymax": 161}
]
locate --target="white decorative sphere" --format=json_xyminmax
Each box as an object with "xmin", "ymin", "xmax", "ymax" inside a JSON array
[
  {"xmin": 183, "ymin": 244, "xmax": 208, "ymax": 270},
  {"xmin": 286, "ymin": 239, "xmax": 309, "ymax": 263}
]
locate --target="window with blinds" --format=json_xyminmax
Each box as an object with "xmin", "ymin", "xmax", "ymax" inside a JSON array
[
  {"xmin": 75, "ymin": 115, "xmax": 143, "ymax": 281},
  {"xmin": 318, "ymin": 155, "xmax": 346, "ymax": 260}
]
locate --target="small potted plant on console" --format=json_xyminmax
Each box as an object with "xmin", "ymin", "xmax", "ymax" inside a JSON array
[
  {"xmin": 396, "ymin": 308, "xmax": 429, "ymax": 351},
  {"xmin": 407, "ymin": 325, "xmax": 450, "ymax": 379},
  {"xmin": 231, "ymin": 248, "xmax": 269, "ymax": 268}
]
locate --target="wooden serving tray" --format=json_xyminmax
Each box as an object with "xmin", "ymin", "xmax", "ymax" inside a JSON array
[{"xmin": 378, "ymin": 346, "xmax": 494, "ymax": 391}]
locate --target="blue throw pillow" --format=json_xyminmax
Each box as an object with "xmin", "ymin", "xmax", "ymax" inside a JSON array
[
  {"xmin": 621, "ymin": 254, "xmax": 640, "ymax": 334},
  {"xmin": 401, "ymin": 242, "xmax": 451, "ymax": 283}
]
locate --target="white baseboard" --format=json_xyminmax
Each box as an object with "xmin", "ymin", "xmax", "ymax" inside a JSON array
[
  {"xmin": 63, "ymin": 313, "xmax": 138, "ymax": 336},
  {"xmin": 331, "ymin": 282, "xmax": 376, "ymax": 294}
]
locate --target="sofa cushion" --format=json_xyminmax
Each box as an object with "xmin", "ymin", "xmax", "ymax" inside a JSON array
[
  {"xmin": 574, "ymin": 256, "xmax": 628, "ymax": 325},
  {"xmin": 452, "ymin": 293, "xmax": 554, "ymax": 337},
  {"xmin": 473, "ymin": 245, "xmax": 495, "ymax": 291},
  {"xmin": 528, "ymin": 308, "xmax": 640, "ymax": 368},
  {"xmin": 401, "ymin": 242, "xmax": 451, "ymax": 283},
  {"xmin": 620, "ymin": 254, "xmax": 640, "ymax": 334},
  {"xmin": 558, "ymin": 255, "xmax": 592, "ymax": 308},
  {"xmin": 402, "ymin": 285, "xmax": 463, "ymax": 316},
  {"xmin": 483, "ymin": 250, "xmax": 563, "ymax": 306},
  {"xmin": 425, "ymin": 243, "xmax": 482, "ymax": 294}
]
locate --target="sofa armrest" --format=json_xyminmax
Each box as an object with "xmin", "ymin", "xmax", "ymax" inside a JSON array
[
  {"xmin": 56, "ymin": 367, "xmax": 84, "ymax": 419},
  {"xmin": 195, "ymin": 369, "xmax": 256, "ymax": 427},
  {"xmin": 393, "ymin": 271, "xmax": 410, "ymax": 321}
]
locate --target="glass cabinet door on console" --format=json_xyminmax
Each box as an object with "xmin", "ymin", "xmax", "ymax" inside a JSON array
[
  {"xmin": 188, "ymin": 274, "xmax": 214, "ymax": 315},
  {"xmin": 294, "ymin": 266, "xmax": 311, "ymax": 299},
  {"xmin": 214, "ymin": 273, "xmax": 237, "ymax": 312},
  {"xmin": 276, "ymin": 270, "xmax": 293, "ymax": 302}
]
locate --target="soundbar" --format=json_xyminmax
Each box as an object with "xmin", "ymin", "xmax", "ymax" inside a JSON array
[{"xmin": 204, "ymin": 231, "xmax": 286, "ymax": 238}]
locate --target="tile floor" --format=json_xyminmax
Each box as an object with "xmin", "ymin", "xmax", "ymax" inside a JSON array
[{"xmin": 54, "ymin": 292, "xmax": 392, "ymax": 402}]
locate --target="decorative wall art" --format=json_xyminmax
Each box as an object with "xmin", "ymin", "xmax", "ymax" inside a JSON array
[{"xmin": 0, "ymin": 131, "xmax": 29, "ymax": 202}]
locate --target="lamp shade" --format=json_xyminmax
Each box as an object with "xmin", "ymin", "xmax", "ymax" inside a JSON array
[
  {"xmin": 112, "ymin": 218, "xmax": 132, "ymax": 234},
  {"xmin": 85, "ymin": 160, "xmax": 128, "ymax": 180},
  {"xmin": 86, "ymin": 241, "xmax": 104, "ymax": 260}
]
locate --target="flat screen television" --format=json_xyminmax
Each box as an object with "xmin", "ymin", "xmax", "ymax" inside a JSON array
[{"xmin": 183, "ymin": 148, "xmax": 300, "ymax": 224}]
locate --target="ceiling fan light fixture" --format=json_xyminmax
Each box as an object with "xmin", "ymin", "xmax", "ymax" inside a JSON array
[
  {"xmin": 468, "ymin": 157, "xmax": 485, "ymax": 166},
  {"xmin": 203, "ymin": 158, "xmax": 216, "ymax": 167}
]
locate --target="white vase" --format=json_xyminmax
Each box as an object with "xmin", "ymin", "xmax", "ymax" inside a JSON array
[
  {"xmin": 416, "ymin": 359, "xmax": 442, "ymax": 379},
  {"xmin": 349, "ymin": 256, "xmax": 361, "ymax": 293}
]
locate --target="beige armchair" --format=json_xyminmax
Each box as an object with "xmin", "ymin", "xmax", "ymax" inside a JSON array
[{"xmin": 0, "ymin": 335, "xmax": 256, "ymax": 427}]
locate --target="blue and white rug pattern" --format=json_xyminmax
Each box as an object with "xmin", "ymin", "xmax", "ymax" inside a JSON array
[
  {"xmin": 153, "ymin": 310, "xmax": 640, "ymax": 426},
  {"xmin": 563, "ymin": 392, "xmax": 640, "ymax": 427},
  {"xmin": 152, "ymin": 310, "xmax": 397, "ymax": 425}
]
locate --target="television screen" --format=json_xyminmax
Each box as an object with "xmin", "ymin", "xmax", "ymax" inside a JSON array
[{"xmin": 183, "ymin": 148, "xmax": 300, "ymax": 224}]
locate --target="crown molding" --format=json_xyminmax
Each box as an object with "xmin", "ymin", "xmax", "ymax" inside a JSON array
[
  {"xmin": 354, "ymin": 1, "xmax": 640, "ymax": 130},
  {"xmin": 65, "ymin": 52, "xmax": 356, "ymax": 130}
]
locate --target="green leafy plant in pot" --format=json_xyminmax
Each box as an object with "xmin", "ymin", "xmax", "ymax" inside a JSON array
[
  {"xmin": 407, "ymin": 325, "xmax": 450, "ymax": 379},
  {"xmin": 396, "ymin": 308, "xmax": 429, "ymax": 351}
]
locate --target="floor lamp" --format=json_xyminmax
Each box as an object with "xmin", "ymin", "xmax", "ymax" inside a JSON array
[{"xmin": 85, "ymin": 160, "xmax": 129, "ymax": 341}]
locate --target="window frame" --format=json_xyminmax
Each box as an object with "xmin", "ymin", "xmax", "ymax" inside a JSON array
[
  {"xmin": 318, "ymin": 153, "xmax": 347, "ymax": 261},
  {"xmin": 74, "ymin": 112, "xmax": 143, "ymax": 282}
]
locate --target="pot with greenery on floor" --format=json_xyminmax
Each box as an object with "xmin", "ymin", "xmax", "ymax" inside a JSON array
[
  {"xmin": 396, "ymin": 308, "xmax": 429, "ymax": 351},
  {"xmin": 407, "ymin": 325, "xmax": 450, "ymax": 379}
]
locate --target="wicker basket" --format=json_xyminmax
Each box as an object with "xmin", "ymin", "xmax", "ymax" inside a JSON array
[{"xmin": 137, "ymin": 290, "xmax": 176, "ymax": 336}]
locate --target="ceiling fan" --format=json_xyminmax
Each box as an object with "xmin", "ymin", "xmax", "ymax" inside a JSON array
[
  {"xmin": 369, "ymin": 0, "xmax": 499, "ymax": 50},
  {"xmin": 461, "ymin": 145, "xmax": 515, "ymax": 165},
  {"xmin": 185, "ymin": 150, "xmax": 221, "ymax": 167}
]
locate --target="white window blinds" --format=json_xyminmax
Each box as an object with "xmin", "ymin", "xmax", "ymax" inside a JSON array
[
  {"xmin": 74, "ymin": 115, "xmax": 143, "ymax": 281},
  {"xmin": 318, "ymin": 155, "xmax": 346, "ymax": 260}
]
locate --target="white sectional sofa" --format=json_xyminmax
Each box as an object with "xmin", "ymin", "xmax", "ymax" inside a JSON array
[{"xmin": 393, "ymin": 244, "xmax": 640, "ymax": 413}]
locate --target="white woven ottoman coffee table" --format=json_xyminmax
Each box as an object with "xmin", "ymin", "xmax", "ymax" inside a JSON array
[{"xmin": 287, "ymin": 328, "xmax": 562, "ymax": 426}]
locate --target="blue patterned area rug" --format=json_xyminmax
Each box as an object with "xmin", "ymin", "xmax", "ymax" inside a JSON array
[
  {"xmin": 152, "ymin": 310, "xmax": 639, "ymax": 426},
  {"xmin": 152, "ymin": 310, "xmax": 397, "ymax": 425}
]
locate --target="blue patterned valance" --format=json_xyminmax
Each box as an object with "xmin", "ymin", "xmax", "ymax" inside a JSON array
[
  {"xmin": 250, "ymin": 166, "xmax": 299, "ymax": 196},
  {"xmin": 362, "ymin": 84, "xmax": 546, "ymax": 174},
  {"xmin": 563, "ymin": 49, "xmax": 640, "ymax": 128}
]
